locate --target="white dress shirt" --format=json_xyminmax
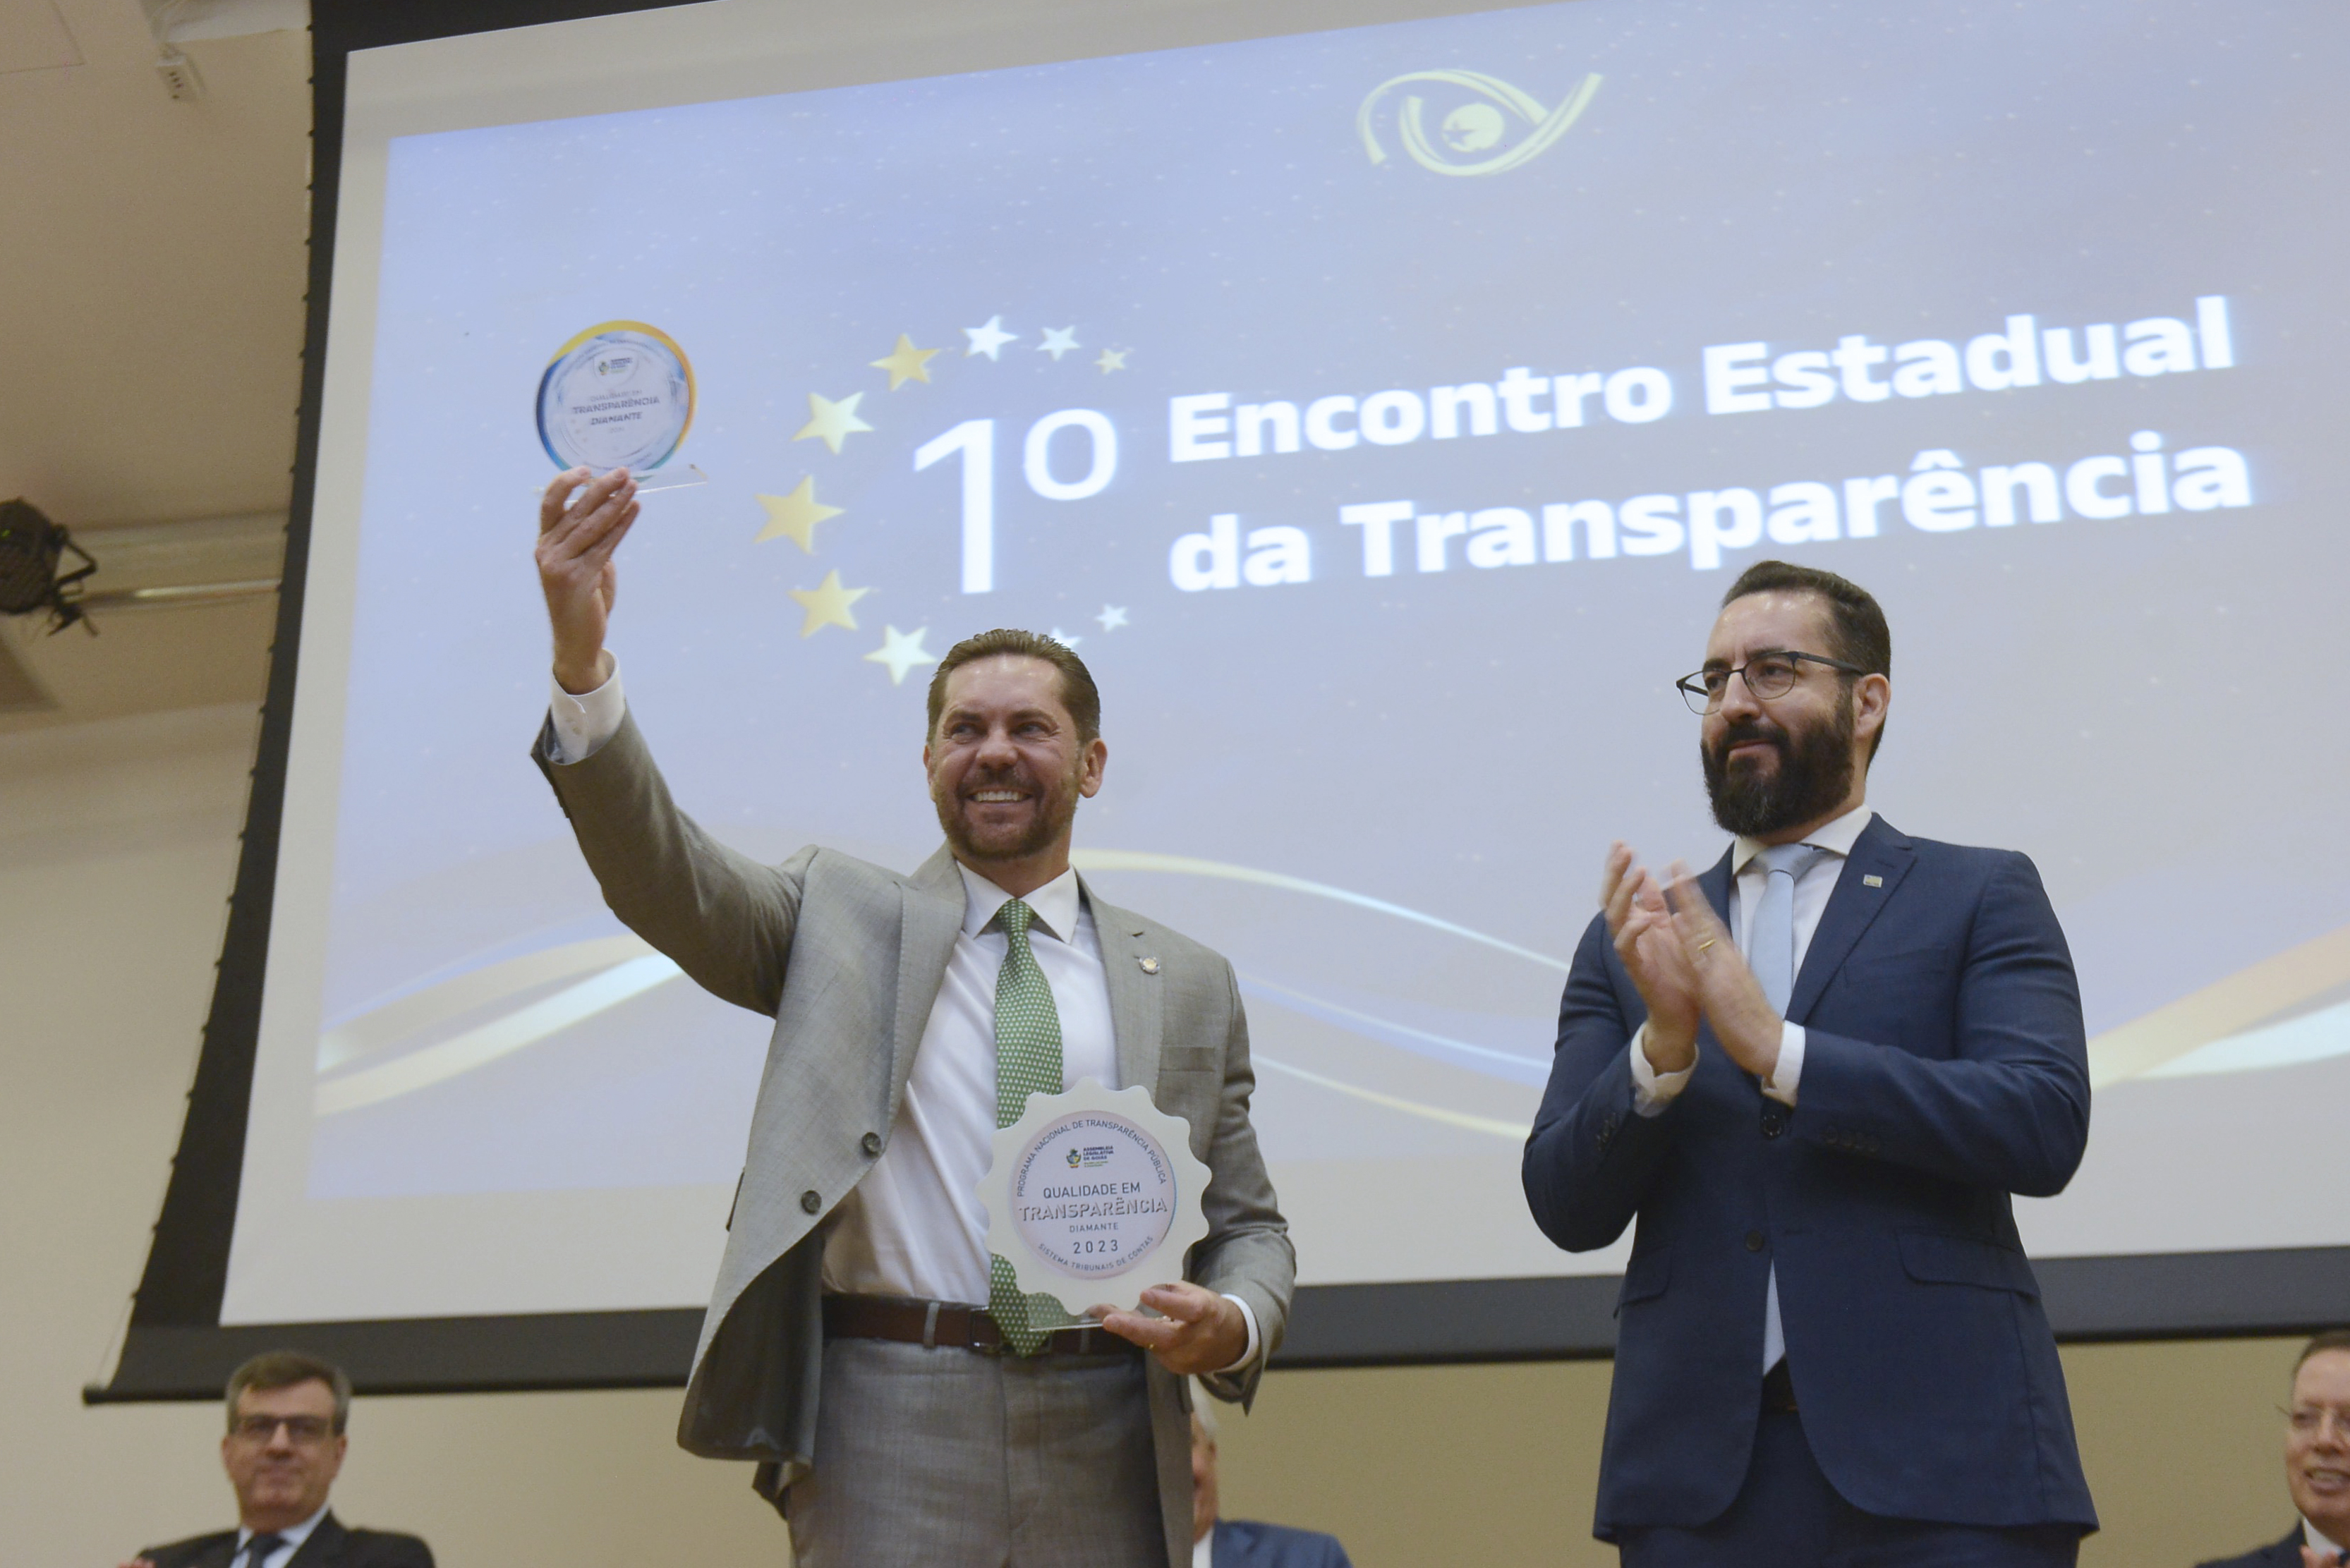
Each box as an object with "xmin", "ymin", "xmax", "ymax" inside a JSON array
[
  {"xmin": 547, "ymin": 661, "xmax": 1258, "ymax": 1366},
  {"xmin": 1625, "ymin": 803, "xmax": 1876, "ymax": 1372},
  {"xmin": 2309, "ymin": 1517, "xmax": 2346, "ymax": 1561},
  {"xmin": 234, "ymin": 1503, "xmax": 327, "ymax": 1568},
  {"xmin": 821, "ymin": 858, "xmax": 1115, "ymax": 1304}
]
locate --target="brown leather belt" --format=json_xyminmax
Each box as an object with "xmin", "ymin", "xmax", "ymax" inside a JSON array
[
  {"xmin": 1762, "ymin": 1361, "xmax": 1799, "ymax": 1414},
  {"xmin": 822, "ymin": 1294, "xmax": 1138, "ymax": 1358}
]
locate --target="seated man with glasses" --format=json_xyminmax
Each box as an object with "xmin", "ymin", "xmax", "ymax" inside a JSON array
[
  {"xmin": 1523, "ymin": 559, "xmax": 2096, "ymax": 1565},
  {"xmin": 123, "ymin": 1351, "xmax": 434, "ymax": 1568},
  {"xmin": 2198, "ymin": 1330, "xmax": 2350, "ymax": 1568}
]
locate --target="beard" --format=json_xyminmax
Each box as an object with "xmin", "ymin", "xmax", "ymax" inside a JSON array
[
  {"xmin": 932, "ymin": 758, "xmax": 1083, "ymax": 865},
  {"xmin": 1702, "ymin": 693, "xmax": 1857, "ymax": 837}
]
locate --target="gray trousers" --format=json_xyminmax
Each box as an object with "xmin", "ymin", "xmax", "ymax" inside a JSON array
[{"xmin": 785, "ymin": 1337, "xmax": 1165, "ymax": 1568}]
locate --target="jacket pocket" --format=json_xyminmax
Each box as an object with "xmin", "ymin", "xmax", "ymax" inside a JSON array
[
  {"xmin": 1158, "ymin": 1043, "xmax": 1221, "ymax": 1074},
  {"xmin": 1898, "ymin": 1229, "xmax": 2040, "ymax": 1297},
  {"xmin": 1615, "ymin": 1246, "xmax": 1672, "ymax": 1313}
]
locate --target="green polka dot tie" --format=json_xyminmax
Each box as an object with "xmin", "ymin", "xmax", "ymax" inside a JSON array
[{"xmin": 988, "ymin": 897, "xmax": 1078, "ymax": 1354}]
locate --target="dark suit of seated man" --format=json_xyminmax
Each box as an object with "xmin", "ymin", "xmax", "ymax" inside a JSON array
[
  {"xmin": 1188, "ymin": 1387, "xmax": 1352, "ymax": 1568},
  {"xmin": 126, "ymin": 1352, "xmax": 432, "ymax": 1568},
  {"xmin": 2195, "ymin": 1331, "xmax": 2350, "ymax": 1568}
]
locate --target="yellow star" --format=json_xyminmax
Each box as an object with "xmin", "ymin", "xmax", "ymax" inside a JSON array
[
  {"xmin": 788, "ymin": 570, "xmax": 869, "ymax": 637},
  {"xmin": 753, "ymin": 478, "xmax": 844, "ymax": 552},
  {"xmin": 795, "ymin": 391, "xmax": 874, "ymax": 455},
  {"xmin": 871, "ymin": 334, "xmax": 941, "ymax": 391},
  {"xmin": 864, "ymin": 625, "xmax": 939, "ymax": 686},
  {"xmin": 1094, "ymin": 348, "xmax": 1127, "ymax": 375}
]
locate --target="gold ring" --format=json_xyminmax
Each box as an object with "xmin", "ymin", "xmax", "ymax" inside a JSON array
[{"xmin": 1696, "ymin": 939, "xmax": 1716, "ymax": 953}]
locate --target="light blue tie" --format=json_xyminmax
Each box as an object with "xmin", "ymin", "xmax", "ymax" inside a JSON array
[
  {"xmin": 1752, "ymin": 841, "xmax": 1828, "ymax": 1377},
  {"xmin": 1750, "ymin": 843, "xmax": 1831, "ymax": 1015}
]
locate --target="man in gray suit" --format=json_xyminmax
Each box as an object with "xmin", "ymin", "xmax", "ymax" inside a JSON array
[{"xmin": 531, "ymin": 467, "xmax": 1295, "ymax": 1568}]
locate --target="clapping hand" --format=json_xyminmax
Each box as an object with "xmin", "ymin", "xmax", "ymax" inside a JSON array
[
  {"xmin": 1656, "ymin": 861, "xmax": 1785, "ymax": 1081},
  {"xmin": 1601, "ymin": 843, "xmax": 1702, "ymax": 1074}
]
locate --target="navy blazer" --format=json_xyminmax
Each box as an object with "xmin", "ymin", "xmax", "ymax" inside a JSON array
[
  {"xmin": 1210, "ymin": 1517, "xmax": 1354, "ymax": 1568},
  {"xmin": 1522, "ymin": 816, "xmax": 2096, "ymax": 1537},
  {"xmin": 2198, "ymin": 1524, "xmax": 2335, "ymax": 1567}
]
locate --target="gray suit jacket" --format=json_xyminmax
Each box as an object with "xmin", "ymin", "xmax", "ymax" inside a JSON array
[{"xmin": 535, "ymin": 712, "xmax": 1295, "ymax": 1568}]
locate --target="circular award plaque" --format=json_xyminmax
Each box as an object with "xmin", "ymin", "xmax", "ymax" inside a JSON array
[
  {"xmin": 980, "ymin": 1078, "xmax": 1213, "ymax": 1315},
  {"xmin": 535, "ymin": 322, "xmax": 695, "ymax": 474}
]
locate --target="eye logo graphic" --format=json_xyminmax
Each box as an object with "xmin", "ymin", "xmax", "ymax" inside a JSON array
[{"xmin": 1357, "ymin": 69, "xmax": 1602, "ymax": 177}]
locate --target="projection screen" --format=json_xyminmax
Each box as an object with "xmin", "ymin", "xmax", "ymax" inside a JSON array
[{"xmin": 99, "ymin": 0, "xmax": 2350, "ymax": 1397}]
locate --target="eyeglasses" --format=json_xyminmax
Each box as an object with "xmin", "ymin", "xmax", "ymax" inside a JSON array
[
  {"xmin": 2282, "ymin": 1405, "xmax": 2350, "ymax": 1441},
  {"xmin": 230, "ymin": 1415, "xmax": 335, "ymax": 1445},
  {"xmin": 1676, "ymin": 650, "xmax": 1865, "ymax": 715}
]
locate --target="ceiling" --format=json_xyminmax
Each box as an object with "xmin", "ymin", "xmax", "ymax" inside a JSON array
[{"xmin": 0, "ymin": 0, "xmax": 310, "ymax": 729}]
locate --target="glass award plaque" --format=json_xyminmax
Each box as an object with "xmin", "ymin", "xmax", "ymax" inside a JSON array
[
  {"xmin": 979, "ymin": 1077, "xmax": 1213, "ymax": 1316},
  {"xmin": 535, "ymin": 321, "xmax": 706, "ymax": 492}
]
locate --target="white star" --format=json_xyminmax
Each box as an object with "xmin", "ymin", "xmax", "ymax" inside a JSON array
[
  {"xmin": 1094, "ymin": 604, "xmax": 1128, "ymax": 632},
  {"xmin": 863, "ymin": 625, "xmax": 939, "ymax": 686},
  {"xmin": 1038, "ymin": 326, "xmax": 1080, "ymax": 360},
  {"xmin": 964, "ymin": 315, "xmax": 1017, "ymax": 360},
  {"xmin": 1046, "ymin": 627, "xmax": 1083, "ymax": 648},
  {"xmin": 1094, "ymin": 348, "xmax": 1127, "ymax": 375}
]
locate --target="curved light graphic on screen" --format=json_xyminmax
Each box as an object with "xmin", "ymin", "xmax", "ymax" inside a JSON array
[
  {"xmin": 312, "ymin": 853, "xmax": 2350, "ymax": 1122},
  {"xmin": 313, "ymin": 852, "xmax": 1566, "ymax": 1122}
]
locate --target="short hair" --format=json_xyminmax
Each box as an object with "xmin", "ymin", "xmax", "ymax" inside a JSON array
[
  {"xmin": 2295, "ymin": 1328, "xmax": 2350, "ymax": 1375},
  {"xmin": 925, "ymin": 628, "xmax": 1101, "ymax": 746},
  {"xmin": 225, "ymin": 1351, "xmax": 352, "ymax": 1435},
  {"xmin": 1721, "ymin": 560, "xmax": 1891, "ymax": 678},
  {"xmin": 1722, "ymin": 559, "xmax": 1891, "ymax": 760}
]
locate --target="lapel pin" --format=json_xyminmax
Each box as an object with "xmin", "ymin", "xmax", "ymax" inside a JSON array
[
  {"xmin": 1138, "ymin": 956, "xmax": 1161, "ymax": 975},
  {"xmin": 1862, "ymin": 874, "xmax": 1883, "ymax": 888}
]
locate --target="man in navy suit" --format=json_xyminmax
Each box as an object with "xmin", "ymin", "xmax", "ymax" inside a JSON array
[
  {"xmin": 1523, "ymin": 560, "xmax": 2097, "ymax": 1565},
  {"xmin": 2195, "ymin": 1330, "xmax": 2350, "ymax": 1568},
  {"xmin": 1188, "ymin": 1385, "xmax": 1352, "ymax": 1568},
  {"xmin": 124, "ymin": 1352, "xmax": 432, "ymax": 1568}
]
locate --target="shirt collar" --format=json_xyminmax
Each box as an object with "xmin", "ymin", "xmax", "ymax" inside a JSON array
[
  {"xmin": 957, "ymin": 862, "xmax": 1083, "ymax": 944},
  {"xmin": 240, "ymin": 1503, "xmax": 329, "ymax": 1552},
  {"xmin": 1731, "ymin": 803, "xmax": 1875, "ymax": 877},
  {"xmin": 2308, "ymin": 1517, "xmax": 2346, "ymax": 1559}
]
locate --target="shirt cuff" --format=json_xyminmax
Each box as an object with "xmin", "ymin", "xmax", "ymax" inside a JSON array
[
  {"xmin": 1214, "ymin": 1294, "xmax": 1261, "ymax": 1374},
  {"xmin": 547, "ymin": 655, "xmax": 625, "ymax": 765},
  {"xmin": 1630, "ymin": 1026, "xmax": 1694, "ymax": 1117},
  {"xmin": 1763, "ymin": 1023, "xmax": 1805, "ymax": 1106}
]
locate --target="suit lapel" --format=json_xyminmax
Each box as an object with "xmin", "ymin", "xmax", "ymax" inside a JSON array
[
  {"xmin": 890, "ymin": 847, "xmax": 967, "ymax": 1117},
  {"xmin": 284, "ymin": 1515, "xmax": 345, "ymax": 1567},
  {"xmin": 1697, "ymin": 846, "xmax": 1734, "ymax": 927},
  {"xmin": 1082, "ymin": 877, "xmax": 1164, "ymax": 1098},
  {"xmin": 1786, "ymin": 815, "xmax": 1915, "ymax": 1024}
]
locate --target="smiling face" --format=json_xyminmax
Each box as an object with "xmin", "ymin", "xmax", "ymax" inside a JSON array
[
  {"xmin": 219, "ymin": 1378, "xmax": 345, "ymax": 1534},
  {"xmin": 1699, "ymin": 589, "xmax": 1887, "ymax": 843},
  {"xmin": 2289, "ymin": 1349, "xmax": 2350, "ymax": 1538},
  {"xmin": 924, "ymin": 653, "xmax": 1106, "ymax": 893}
]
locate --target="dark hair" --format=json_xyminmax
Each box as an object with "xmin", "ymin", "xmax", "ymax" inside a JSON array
[
  {"xmin": 1722, "ymin": 559, "xmax": 1891, "ymax": 759},
  {"xmin": 2296, "ymin": 1328, "xmax": 2350, "ymax": 1375},
  {"xmin": 226, "ymin": 1350, "xmax": 352, "ymax": 1435},
  {"xmin": 926, "ymin": 629, "xmax": 1101, "ymax": 745}
]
